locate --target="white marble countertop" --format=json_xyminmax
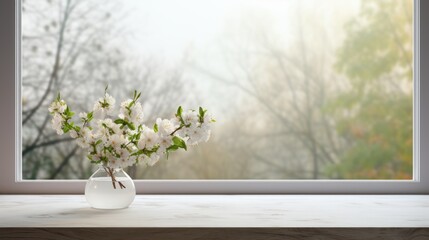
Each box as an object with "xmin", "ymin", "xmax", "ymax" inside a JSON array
[{"xmin": 0, "ymin": 195, "xmax": 429, "ymax": 228}]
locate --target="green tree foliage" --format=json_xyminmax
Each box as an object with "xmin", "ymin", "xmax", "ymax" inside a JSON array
[{"xmin": 328, "ymin": 0, "xmax": 413, "ymax": 179}]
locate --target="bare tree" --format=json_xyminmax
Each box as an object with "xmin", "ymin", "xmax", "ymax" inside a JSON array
[
  {"xmin": 22, "ymin": 0, "xmax": 188, "ymax": 179},
  {"xmin": 190, "ymin": 4, "xmax": 349, "ymax": 179}
]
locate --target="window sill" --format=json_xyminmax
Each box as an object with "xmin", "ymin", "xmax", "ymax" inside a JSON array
[
  {"xmin": 1, "ymin": 195, "xmax": 428, "ymax": 239},
  {"xmin": 1, "ymin": 194, "xmax": 429, "ymax": 227}
]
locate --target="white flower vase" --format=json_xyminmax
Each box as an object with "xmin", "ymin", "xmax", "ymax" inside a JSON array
[{"xmin": 85, "ymin": 166, "xmax": 136, "ymax": 209}]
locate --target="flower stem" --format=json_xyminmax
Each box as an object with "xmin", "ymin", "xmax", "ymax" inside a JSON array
[
  {"xmin": 170, "ymin": 124, "xmax": 190, "ymax": 136},
  {"xmin": 103, "ymin": 166, "xmax": 126, "ymax": 189}
]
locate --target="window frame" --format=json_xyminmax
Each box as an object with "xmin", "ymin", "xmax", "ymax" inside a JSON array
[{"xmin": 1, "ymin": 0, "xmax": 428, "ymax": 194}]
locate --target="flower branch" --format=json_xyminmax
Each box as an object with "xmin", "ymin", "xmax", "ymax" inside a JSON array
[{"xmin": 48, "ymin": 88, "xmax": 215, "ymax": 189}]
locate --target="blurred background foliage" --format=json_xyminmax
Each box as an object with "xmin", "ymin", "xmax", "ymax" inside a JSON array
[
  {"xmin": 327, "ymin": 0, "xmax": 413, "ymax": 179},
  {"xmin": 21, "ymin": 0, "xmax": 413, "ymax": 179}
]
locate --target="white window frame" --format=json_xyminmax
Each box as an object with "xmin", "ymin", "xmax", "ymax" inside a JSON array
[{"xmin": 0, "ymin": 0, "xmax": 427, "ymax": 194}]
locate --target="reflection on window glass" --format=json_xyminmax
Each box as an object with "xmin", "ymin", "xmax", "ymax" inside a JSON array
[{"xmin": 21, "ymin": 0, "xmax": 413, "ymax": 179}]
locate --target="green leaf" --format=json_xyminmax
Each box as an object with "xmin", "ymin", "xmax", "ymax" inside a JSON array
[
  {"xmin": 166, "ymin": 145, "xmax": 181, "ymax": 160},
  {"xmin": 90, "ymin": 160, "xmax": 103, "ymax": 164},
  {"xmin": 100, "ymin": 156, "xmax": 108, "ymax": 163},
  {"xmin": 167, "ymin": 145, "xmax": 179, "ymax": 151},
  {"xmin": 153, "ymin": 123, "xmax": 158, "ymax": 133},
  {"xmin": 114, "ymin": 119, "xmax": 125, "ymax": 125},
  {"xmin": 131, "ymin": 149, "xmax": 144, "ymax": 156},
  {"xmin": 172, "ymin": 136, "xmax": 187, "ymax": 151},
  {"xmin": 199, "ymin": 107, "xmax": 205, "ymax": 118},
  {"xmin": 64, "ymin": 107, "xmax": 72, "ymax": 117},
  {"xmin": 176, "ymin": 106, "xmax": 183, "ymax": 117},
  {"xmin": 87, "ymin": 112, "xmax": 94, "ymax": 121},
  {"xmin": 198, "ymin": 107, "xmax": 208, "ymax": 123},
  {"xmin": 127, "ymin": 122, "xmax": 136, "ymax": 130},
  {"xmin": 56, "ymin": 92, "xmax": 61, "ymax": 101},
  {"xmin": 62, "ymin": 123, "xmax": 72, "ymax": 133},
  {"xmin": 74, "ymin": 125, "xmax": 81, "ymax": 132}
]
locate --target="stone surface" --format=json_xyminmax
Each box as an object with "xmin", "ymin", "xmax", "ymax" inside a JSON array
[{"xmin": 0, "ymin": 195, "xmax": 429, "ymax": 228}]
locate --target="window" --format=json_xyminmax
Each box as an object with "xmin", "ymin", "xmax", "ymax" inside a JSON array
[{"xmin": 2, "ymin": 1, "xmax": 426, "ymax": 193}]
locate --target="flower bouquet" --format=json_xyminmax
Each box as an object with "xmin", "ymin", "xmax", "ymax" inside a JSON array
[{"xmin": 48, "ymin": 87, "xmax": 214, "ymax": 208}]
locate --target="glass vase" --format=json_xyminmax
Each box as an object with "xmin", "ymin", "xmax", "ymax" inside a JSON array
[{"xmin": 85, "ymin": 166, "xmax": 136, "ymax": 209}]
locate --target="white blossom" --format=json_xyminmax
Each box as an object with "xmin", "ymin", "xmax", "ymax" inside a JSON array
[
  {"xmin": 112, "ymin": 124, "xmax": 122, "ymax": 135},
  {"xmin": 107, "ymin": 153, "xmax": 121, "ymax": 169},
  {"xmin": 187, "ymin": 125, "xmax": 211, "ymax": 145},
  {"xmin": 69, "ymin": 129, "xmax": 78, "ymax": 139},
  {"xmin": 109, "ymin": 134, "xmax": 125, "ymax": 150},
  {"xmin": 76, "ymin": 127, "xmax": 93, "ymax": 148},
  {"xmin": 93, "ymin": 93, "xmax": 116, "ymax": 118},
  {"xmin": 48, "ymin": 100, "xmax": 67, "ymax": 114},
  {"xmin": 138, "ymin": 128, "xmax": 159, "ymax": 149},
  {"xmin": 170, "ymin": 117, "xmax": 181, "ymax": 129},
  {"xmin": 117, "ymin": 148, "xmax": 133, "ymax": 168},
  {"xmin": 131, "ymin": 102, "xmax": 144, "ymax": 124},
  {"xmin": 156, "ymin": 118, "xmax": 175, "ymax": 136},
  {"xmin": 97, "ymin": 118, "xmax": 121, "ymax": 136},
  {"xmin": 76, "ymin": 137, "xmax": 89, "ymax": 148},
  {"xmin": 104, "ymin": 93, "xmax": 116, "ymax": 111},
  {"xmin": 81, "ymin": 127, "xmax": 93, "ymax": 141},
  {"xmin": 92, "ymin": 103, "xmax": 105, "ymax": 119},
  {"xmin": 51, "ymin": 113, "xmax": 64, "ymax": 135},
  {"xmin": 136, "ymin": 154, "xmax": 147, "ymax": 165},
  {"xmin": 120, "ymin": 99, "xmax": 144, "ymax": 125},
  {"xmin": 56, "ymin": 128, "xmax": 64, "ymax": 135},
  {"xmin": 49, "ymin": 90, "xmax": 214, "ymax": 170},
  {"xmin": 79, "ymin": 112, "xmax": 87, "ymax": 119},
  {"xmin": 158, "ymin": 135, "xmax": 173, "ymax": 152},
  {"xmin": 182, "ymin": 110, "xmax": 198, "ymax": 125}
]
